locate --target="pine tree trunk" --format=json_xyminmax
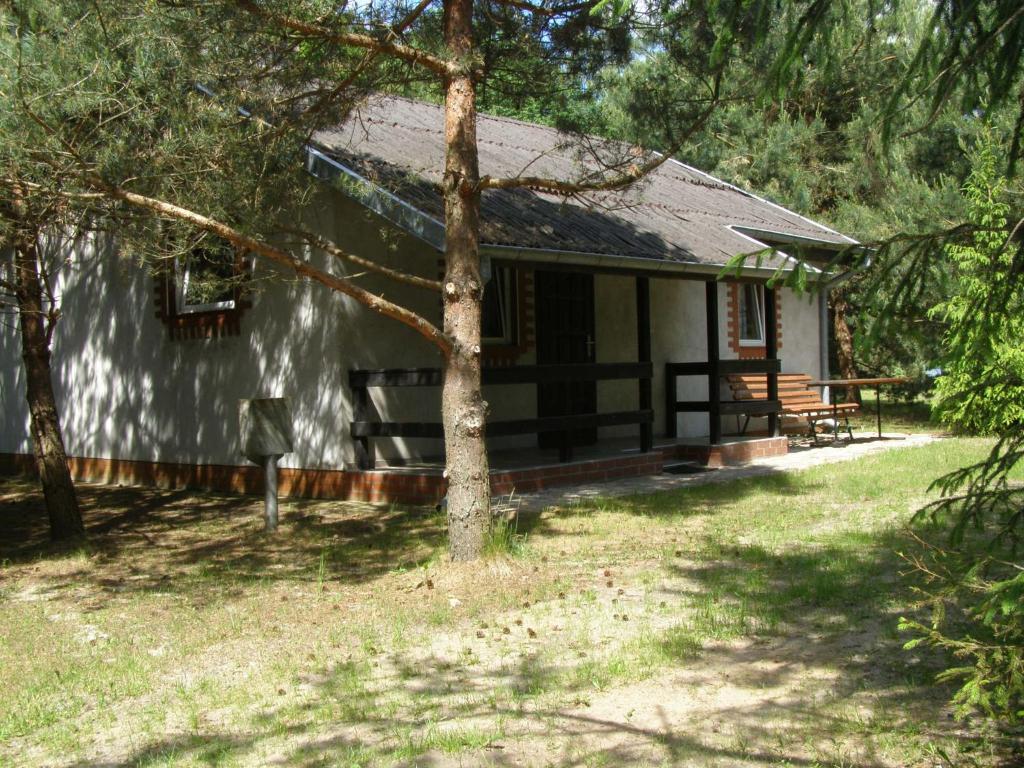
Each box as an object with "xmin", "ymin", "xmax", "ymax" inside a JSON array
[
  {"xmin": 832, "ymin": 292, "xmax": 862, "ymax": 405},
  {"xmin": 441, "ymin": 0, "xmax": 490, "ymax": 561},
  {"xmin": 13, "ymin": 235, "xmax": 85, "ymax": 541}
]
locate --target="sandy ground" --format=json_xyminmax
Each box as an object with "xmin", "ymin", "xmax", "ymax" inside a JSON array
[{"xmin": 2, "ymin": 433, "xmax": 1013, "ymax": 767}]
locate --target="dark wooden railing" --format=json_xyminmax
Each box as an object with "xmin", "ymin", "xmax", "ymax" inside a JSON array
[
  {"xmin": 350, "ymin": 362, "xmax": 654, "ymax": 469},
  {"xmin": 665, "ymin": 358, "xmax": 782, "ymax": 443}
]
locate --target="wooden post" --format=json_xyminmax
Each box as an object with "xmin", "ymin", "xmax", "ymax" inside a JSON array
[
  {"xmin": 352, "ymin": 378, "xmax": 375, "ymax": 470},
  {"xmin": 665, "ymin": 365, "xmax": 677, "ymax": 439},
  {"xmin": 764, "ymin": 286, "xmax": 780, "ymax": 437},
  {"xmin": 706, "ymin": 281, "xmax": 722, "ymax": 445},
  {"xmin": 636, "ymin": 276, "xmax": 653, "ymax": 453}
]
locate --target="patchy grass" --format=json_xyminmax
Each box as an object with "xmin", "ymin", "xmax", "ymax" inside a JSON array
[
  {"xmin": 0, "ymin": 438, "xmax": 1019, "ymax": 767},
  {"xmin": 846, "ymin": 392, "xmax": 940, "ymax": 435}
]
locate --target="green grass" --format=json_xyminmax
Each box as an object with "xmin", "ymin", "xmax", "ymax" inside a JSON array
[
  {"xmin": 0, "ymin": 438, "xmax": 1018, "ymax": 766},
  {"xmin": 848, "ymin": 392, "xmax": 940, "ymax": 435}
]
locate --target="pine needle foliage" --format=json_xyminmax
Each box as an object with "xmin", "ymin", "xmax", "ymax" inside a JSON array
[
  {"xmin": 929, "ymin": 136, "xmax": 1024, "ymax": 435},
  {"xmin": 900, "ymin": 137, "xmax": 1024, "ymax": 727}
]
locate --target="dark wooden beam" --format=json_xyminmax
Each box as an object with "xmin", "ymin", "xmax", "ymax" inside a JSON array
[
  {"xmin": 485, "ymin": 362, "xmax": 652, "ymax": 385},
  {"xmin": 666, "ymin": 359, "xmax": 781, "ymax": 378},
  {"xmin": 487, "ymin": 257, "xmax": 779, "ymax": 284},
  {"xmin": 351, "ymin": 362, "xmax": 653, "ymax": 388},
  {"xmin": 764, "ymin": 287, "xmax": 780, "ymax": 436},
  {"xmin": 665, "ymin": 364, "xmax": 678, "ymax": 438},
  {"xmin": 672, "ymin": 400, "xmax": 782, "ymax": 416},
  {"xmin": 721, "ymin": 400, "xmax": 782, "ymax": 416},
  {"xmin": 636, "ymin": 276, "xmax": 653, "ymax": 452},
  {"xmin": 666, "ymin": 361, "xmax": 711, "ymax": 377},
  {"xmin": 351, "ymin": 382, "xmax": 377, "ymax": 469},
  {"xmin": 351, "ymin": 409, "xmax": 654, "ymax": 439},
  {"xmin": 350, "ymin": 368, "xmax": 443, "ymax": 388},
  {"xmin": 720, "ymin": 358, "xmax": 782, "ymax": 375},
  {"xmin": 706, "ymin": 281, "xmax": 722, "ymax": 444}
]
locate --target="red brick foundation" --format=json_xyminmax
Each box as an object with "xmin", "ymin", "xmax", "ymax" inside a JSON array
[
  {"xmin": 670, "ymin": 436, "xmax": 788, "ymax": 468},
  {"xmin": 1, "ymin": 436, "xmax": 787, "ymax": 504},
  {"xmin": 489, "ymin": 451, "xmax": 666, "ymax": 496},
  {"xmin": 0, "ymin": 452, "xmax": 445, "ymax": 505}
]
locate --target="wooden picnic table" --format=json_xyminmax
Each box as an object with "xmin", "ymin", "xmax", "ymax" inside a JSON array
[{"xmin": 805, "ymin": 377, "xmax": 911, "ymax": 439}]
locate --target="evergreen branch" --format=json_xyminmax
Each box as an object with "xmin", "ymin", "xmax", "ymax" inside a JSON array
[
  {"xmin": 477, "ymin": 95, "xmax": 719, "ymax": 195},
  {"xmin": 484, "ymin": 0, "xmax": 597, "ymax": 16},
  {"xmin": 288, "ymin": 0, "xmax": 437, "ymax": 123},
  {"xmin": 234, "ymin": 0, "xmax": 455, "ymax": 77}
]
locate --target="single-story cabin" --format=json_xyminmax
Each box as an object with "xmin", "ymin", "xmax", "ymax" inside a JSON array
[{"xmin": 0, "ymin": 96, "xmax": 859, "ymax": 503}]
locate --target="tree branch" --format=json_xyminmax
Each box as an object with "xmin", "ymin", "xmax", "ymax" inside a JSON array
[
  {"xmin": 479, "ymin": 151, "xmax": 670, "ymax": 195},
  {"xmin": 289, "ymin": 229, "xmax": 443, "ymax": 292},
  {"xmin": 88, "ymin": 179, "xmax": 453, "ymax": 355},
  {"xmin": 37, "ymin": 255, "xmax": 61, "ymax": 347},
  {"xmin": 280, "ymin": 0, "xmax": 437, "ymax": 126},
  {"xmin": 234, "ymin": 0, "xmax": 455, "ymax": 77},
  {"xmin": 477, "ymin": 97, "xmax": 720, "ymax": 195},
  {"xmin": 485, "ymin": 0, "xmax": 597, "ymax": 16}
]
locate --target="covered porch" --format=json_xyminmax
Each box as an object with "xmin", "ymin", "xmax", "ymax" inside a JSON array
[{"xmin": 347, "ymin": 268, "xmax": 790, "ymax": 502}]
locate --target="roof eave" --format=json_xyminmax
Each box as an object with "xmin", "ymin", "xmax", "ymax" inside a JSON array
[
  {"xmin": 480, "ymin": 243, "xmax": 797, "ymax": 281},
  {"xmin": 308, "ymin": 143, "xmax": 855, "ymax": 282}
]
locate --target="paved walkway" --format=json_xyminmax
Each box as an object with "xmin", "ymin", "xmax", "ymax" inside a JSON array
[{"xmin": 512, "ymin": 432, "xmax": 939, "ymax": 511}]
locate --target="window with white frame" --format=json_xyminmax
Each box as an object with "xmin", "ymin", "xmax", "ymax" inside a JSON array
[
  {"xmin": 481, "ymin": 265, "xmax": 518, "ymax": 345},
  {"xmin": 738, "ymin": 283, "xmax": 765, "ymax": 345},
  {"xmin": 175, "ymin": 240, "xmax": 242, "ymax": 315}
]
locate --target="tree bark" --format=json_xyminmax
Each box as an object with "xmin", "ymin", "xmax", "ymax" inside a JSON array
[
  {"xmin": 13, "ymin": 234, "xmax": 85, "ymax": 541},
  {"xmin": 441, "ymin": 0, "xmax": 491, "ymax": 562},
  {"xmin": 831, "ymin": 291, "xmax": 862, "ymax": 405}
]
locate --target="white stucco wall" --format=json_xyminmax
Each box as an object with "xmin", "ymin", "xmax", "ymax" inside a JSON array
[
  {"xmin": 1, "ymin": 194, "xmax": 826, "ymax": 473},
  {"xmin": 650, "ymin": 278, "xmax": 716, "ymax": 439},
  {"xmin": 1, "ymin": 191, "xmax": 450, "ymax": 471},
  {"xmin": 648, "ymin": 278, "xmax": 823, "ymax": 440}
]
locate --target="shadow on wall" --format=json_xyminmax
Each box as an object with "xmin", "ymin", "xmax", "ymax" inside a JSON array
[
  {"xmin": 3, "ymin": 182, "xmax": 705, "ymax": 480},
  {"xmin": 5, "ymin": 198, "xmax": 447, "ymax": 475}
]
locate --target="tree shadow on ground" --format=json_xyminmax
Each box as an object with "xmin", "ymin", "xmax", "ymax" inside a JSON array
[
  {"xmin": 45, "ymin": 504, "xmax": 1018, "ymax": 767},
  {"xmin": 0, "ymin": 476, "xmax": 447, "ymax": 604}
]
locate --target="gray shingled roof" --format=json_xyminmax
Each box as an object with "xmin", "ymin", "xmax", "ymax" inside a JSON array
[{"xmin": 313, "ymin": 96, "xmax": 856, "ymax": 268}]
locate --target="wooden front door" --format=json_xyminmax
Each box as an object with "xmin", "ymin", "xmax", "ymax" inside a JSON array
[{"xmin": 535, "ymin": 270, "xmax": 597, "ymax": 448}]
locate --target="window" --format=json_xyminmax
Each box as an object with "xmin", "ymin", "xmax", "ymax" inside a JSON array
[
  {"xmin": 481, "ymin": 265, "xmax": 518, "ymax": 345},
  {"xmin": 155, "ymin": 236, "xmax": 251, "ymax": 340},
  {"xmin": 175, "ymin": 240, "xmax": 242, "ymax": 315},
  {"xmin": 738, "ymin": 284, "xmax": 764, "ymax": 345},
  {"xmin": 728, "ymin": 282, "xmax": 781, "ymax": 357}
]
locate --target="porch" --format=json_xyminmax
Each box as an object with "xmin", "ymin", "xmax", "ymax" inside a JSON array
[
  {"xmin": 347, "ymin": 272, "xmax": 790, "ymax": 503},
  {"xmin": 345, "ymin": 433, "xmax": 789, "ymax": 505}
]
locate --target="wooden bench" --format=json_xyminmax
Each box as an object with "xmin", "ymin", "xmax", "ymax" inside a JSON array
[{"xmin": 726, "ymin": 373, "xmax": 860, "ymax": 442}]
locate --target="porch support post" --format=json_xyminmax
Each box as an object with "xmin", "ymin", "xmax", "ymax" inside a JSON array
[
  {"xmin": 665, "ymin": 365, "xmax": 677, "ymax": 438},
  {"xmin": 352, "ymin": 377, "xmax": 375, "ymax": 470},
  {"xmin": 764, "ymin": 285, "xmax": 780, "ymax": 437},
  {"xmin": 706, "ymin": 281, "xmax": 722, "ymax": 445},
  {"xmin": 636, "ymin": 276, "xmax": 653, "ymax": 453}
]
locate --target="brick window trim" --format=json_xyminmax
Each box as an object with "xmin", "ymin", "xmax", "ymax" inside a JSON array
[
  {"xmin": 154, "ymin": 266, "xmax": 251, "ymax": 341},
  {"xmin": 436, "ymin": 260, "xmax": 535, "ymax": 367},
  {"xmin": 483, "ymin": 267, "xmax": 534, "ymax": 367},
  {"xmin": 726, "ymin": 282, "xmax": 782, "ymax": 359}
]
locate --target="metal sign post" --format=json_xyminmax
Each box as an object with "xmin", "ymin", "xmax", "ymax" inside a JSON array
[{"xmin": 239, "ymin": 398, "xmax": 294, "ymax": 532}]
